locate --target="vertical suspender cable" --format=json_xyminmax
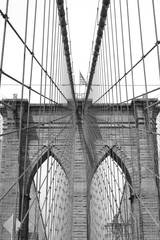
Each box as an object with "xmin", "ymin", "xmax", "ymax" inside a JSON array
[
  {"xmin": 84, "ymin": 0, "xmax": 110, "ymax": 109},
  {"xmin": 0, "ymin": 0, "xmax": 9, "ymax": 86},
  {"xmin": 13, "ymin": 0, "xmax": 30, "ymax": 238},
  {"xmin": 56, "ymin": 0, "xmax": 76, "ymax": 109}
]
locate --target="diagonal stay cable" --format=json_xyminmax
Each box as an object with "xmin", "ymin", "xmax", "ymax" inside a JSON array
[
  {"xmin": 0, "ymin": 116, "xmax": 72, "ymax": 202},
  {"xmin": 0, "ymin": 3, "xmax": 9, "ymax": 86},
  {"xmin": 0, "ymin": 9, "xmax": 73, "ymax": 107},
  {"xmin": 0, "ymin": 111, "xmax": 74, "ymax": 137},
  {"xmin": 89, "ymin": 41, "xmax": 160, "ymax": 107},
  {"xmin": 0, "ymin": 69, "xmax": 72, "ymax": 109},
  {"xmin": 88, "ymin": 86, "xmax": 160, "ymax": 110}
]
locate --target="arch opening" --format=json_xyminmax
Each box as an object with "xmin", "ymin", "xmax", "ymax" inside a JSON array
[
  {"xmin": 27, "ymin": 155, "xmax": 71, "ymax": 240},
  {"xmin": 90, "ymin": 155, "xmax": 132, "ymax": 239}
]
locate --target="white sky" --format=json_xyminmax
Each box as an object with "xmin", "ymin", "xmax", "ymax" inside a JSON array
[
  {"xmin": 66, "ymin": 0, "xmax": 99, "ymax": 81},
  {"xmin": 0, "ymin": 0, "xmax": 160, "ymax": 101},
  {"xmin": 0, "ymin": 0, "xmax": 100, "ymax": 100}
]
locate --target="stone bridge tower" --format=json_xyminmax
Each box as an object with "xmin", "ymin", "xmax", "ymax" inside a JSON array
[{"xmin": 0, "ymin": 98, "xmax": 160, "ymax": 239}]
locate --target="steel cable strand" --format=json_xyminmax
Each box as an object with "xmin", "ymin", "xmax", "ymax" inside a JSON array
[
  {"xmin": 12, "ymin": 0, "xmax": 30, "ymax": 237},
  {"xmin": 0, "ymin": 117, "xmax": 72, "ymax": 203},
  {"xmin": 0, "ymin": 0, "xmax": 9, "ymax": 86},
  {"xmin": 56, "ymin": 0, "xmax": 76, "ymax": 108},
  {"xmin": 0, "ymin": 10, "xmax": 72, "ymax": 106},
  {"xmin": 84, "ymin": 0, "xmax": 110, "ymax": 108}
]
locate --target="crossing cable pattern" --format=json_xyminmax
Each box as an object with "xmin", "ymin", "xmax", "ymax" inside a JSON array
[
  {"xmin": 83, "ymin": 0, "xmax": 160, "ymax": 239},
  {"xmin": 90, "ymin": 157, "xmax": 131, "ymax": 239},
  {"xmin": 0, "ymin": 0, "xmax": 75, "ymax": 239},
  {"xmin": 0, "ymin": 0, "xmax": 160, "ymax": 240}
]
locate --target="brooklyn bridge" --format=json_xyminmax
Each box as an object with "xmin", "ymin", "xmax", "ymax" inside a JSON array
[{"xmin": 0, "ymin": 0, "xmax": 160, "ymax": 239}]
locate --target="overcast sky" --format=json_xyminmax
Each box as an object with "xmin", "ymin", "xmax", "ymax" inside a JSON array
[
  {"xmin": 0, "ymin": 0, "xmax": 160, "ymax": 101},
  {"xmin": 0, "ymin": 0, "xmax": 100, "ymax": 100},
  {"xmin": 66, "ymin": 0, "xmax": 99, "ymax": 82}
]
